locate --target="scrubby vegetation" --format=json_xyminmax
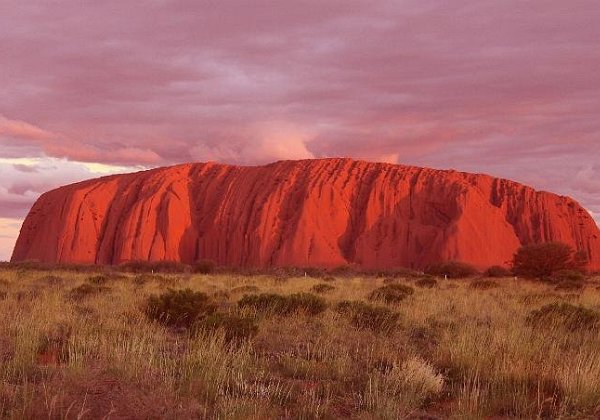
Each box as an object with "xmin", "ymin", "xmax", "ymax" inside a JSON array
[
  {"xmin": 469, "ymin": 279, "xmax": 499, "ymax": 290},
  {"xmin": 145, "ymin": 288, "xmax": 217, "ymax": 329},
  {"xmin": 512, "ymin": 242, "xmax": 587, "ymax": 279},
  {"xmin": 369, "ymin": 283, "xmax": 414, "ymax": 304},
  {"xmin": 199, "ymin": 313, "xmax": 259, "ymax": 342},
  {"xmin": 336, "ymin": 300, "xmax": 401, "ymax": 334},
  {"xmin": 311, "ymin": 283, "xmax": 336, "ymax": 294},
  {"xmin": 238, "ymin": 292, "xmax": 327, "ymax": 316},
  {"xmin": 484, "ymin": 265, "xmax": 512, "ymax": 278},
  {"xmin": 0, "ymin": 266, "xmax": 599, "ymax": 418},
  {"xmin": 527, "ymin": 302, "xmax": 600, "ymax": 332},
  {"xmin": 193, "ymin": 259, "xmax": 216, "ymax": 274},
  {"xmin": 415, "ymin": 277, "xmax": 438, "ymax": 288},
  {"xmin": 424, "ymin": 261, "xmax": 479, "ymax": 278}
]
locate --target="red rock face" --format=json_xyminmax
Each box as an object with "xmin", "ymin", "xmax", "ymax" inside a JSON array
[{"xmin": 11, "ymin": 159, "xmax": 600, "ymax": 270}]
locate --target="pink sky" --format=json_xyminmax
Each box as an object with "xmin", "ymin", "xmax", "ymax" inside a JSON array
[{"xmin": 1, "ymin": 0, "xmax": 599, "ymax": 260}]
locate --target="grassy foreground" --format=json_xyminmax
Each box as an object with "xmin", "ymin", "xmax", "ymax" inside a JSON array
[{"xmin": 1, "ymin": 268, "xmax": 600, "ymax": 419}]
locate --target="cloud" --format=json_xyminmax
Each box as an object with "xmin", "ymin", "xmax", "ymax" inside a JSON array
[
  {"xmin": 0, "ymin": 217, "xmax": 22, "ymax": 261},
  {"xmin": 0, "ymin": 156, "xmax": 147, "ymax": 259},
  {"xmin": 0, "ymin": 0, "xmax": 598, "ymax": 228},
  {"xmin": 190, "ymin": 121, "xmax": 315, "ymax": 164},
  {"xmin": 0, "ymin": 157, "xmax": 146, "ymax": 218},
  {"xmin": 0, "ymin": 115, "xmax": 54, "ymax": 140}
]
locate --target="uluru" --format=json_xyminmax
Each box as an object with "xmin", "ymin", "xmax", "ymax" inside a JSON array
[{"xmin": 11, "ymin": 158, "xmax": 600, "ymax": 270}]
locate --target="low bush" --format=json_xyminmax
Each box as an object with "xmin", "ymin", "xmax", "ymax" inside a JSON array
[
  {"xmin": 382, "ymin": 356, "xmax": 445, "ymax": 406},
  {"xmin": 193, "ymin": 259, "xmax": 216, "ymax": 274},
  {"xmin": 87, "ymin": 275, "xmax": 110, "ymax": 285},
  {"xmin": 328, "ymin": 265, "xmax": 361, "ymax": 278},
  {"xmin": 311, "ymin": 283, "xmax": 335, "ymax": 294},
  {"xmin": 322, "ymin": 276, "xmax": 336, "ymax": 282},
  {"xmin": 2, "ymin": 261, "xmax": 105, "ymax": 272},
  {"xmin": 551, "ymin": 269, "xmax": 585, "ymax": 283},
  {"xmin": 425, "ymin": 261, "xmax": 479, "ymax": 279},
  {"xmin": 298, "ymin": 267, "xmax": 328, "ymax": 278},
  {"xmin": 369, "ymin": 284, "xmax": 414, "ymax": 304},
  {"xmin": 526, "ymin": 303, "xmax": 600, "ymax": 332},
  {"xmin": 267, "ymin": 266, "xmax": 327, "ymax": 279},
  {"xmin": 133, "ymin": 274, "xmax": 168, "ymax": 286},
  {"xmin": 485, "ymin": 265, "xmax": 512, "ymax": 278},
  {"xmin": 37, "ymin": 275, "xmax": 64, "ymax": 286},
  {"xmin": 385, "ymin": 267, "xmax": 424, "ymax": 279},
  {"xmin": 469, "ymin": 279, "xmax": 499, "ymax": 290},
  {"xmin": 68, "ymin": 284, "xmax": 110, "ymax": 301},
  {"xmin": 238, "ymin": 293, "xmax": 327, "ymax": 316},
  {"xmin": 198, "ymin": 313, "xmax": 259, "ymax": 342},
  {"xmin": 212, "ymin": 290, "xmax": 230, "ymax": 300},
  {"xmin": 336, "ymin": 300, "xmax": 400, "ymax": 334},
  {"xmin": 145, "ymin": 288, "xmax": 217, "ymax": 329},
  {"xmin": 230, "ymin": 285, "xmax": 260, "ymax": 294},
  {"xmin": 415, "ymin": 277, "xmax": 438, "ymax": 288},
  {"xmin": 554, "ymin": 281, "xmax": 585, "ymax": 292},
  {"xmin": 118, "ymin": 260, "xmax": 191, "ymax": 274}
]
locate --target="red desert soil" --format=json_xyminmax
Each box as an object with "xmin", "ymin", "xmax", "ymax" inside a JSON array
[{"xmin": 11, "ymin": 158, "xmax": 600, "ymax": 270}]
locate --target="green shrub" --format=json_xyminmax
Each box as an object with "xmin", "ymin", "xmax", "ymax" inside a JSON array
[
  {"xmin": 425, "ymin": 261, "xmax": 479, "ymax": 279},
  {"xmin": 311, "ymin": 283, "xmax": 335, "ymax": 294},
  {"xmin": 68, "ymin": 284, "xmax": 110, "ymax": 301},
  {"xmin": 485, "ymin": 265, "xmax": 512, "ymax": 278},
  {"xmin": 193, "ymin": 259, "xmax": 216, "ymax": 274},
  {"xmin": 415, "ymin": 277, "xmax": 438, "ymax": 288},
  {"xmin": 369, "ymin": 284, "xmax": 414, "ymax": 304},
  {"xmin": 336, "ymin": 301, "xmax": 400, "ymax": 334},
  {"xmin": 198, "ymin": 313, "xmax": 259, "ymax": 342},
  {"xmin": 238, "ymin": 293, "xmax": 327, "ymax": 316},
  {"xmin": 469, "ymin": 279, "xmax": 499, "ymax": 290},
  {"xmin": 238, "ymin": 294, "xmax": 285, "ymax": 313},
  {"xmin": 145, "ymin": 288, "xmax": 217, "ymax": 329},
  {"xmin": 527, "ymin": 303, "xmax": 600, "ymax": 332},
  {"xmin": 512, "ymin": 242, "xmax": 587, "ymax": 279}
]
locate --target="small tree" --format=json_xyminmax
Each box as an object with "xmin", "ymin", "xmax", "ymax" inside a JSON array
[{"xmin": 512, "ymin": 242, "xmax": 587, "ymax": 280}]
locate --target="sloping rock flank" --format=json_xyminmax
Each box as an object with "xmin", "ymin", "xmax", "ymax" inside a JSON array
[{"xmin": 12, "ymin": 159, "xmax": 600, "ymax": 270}]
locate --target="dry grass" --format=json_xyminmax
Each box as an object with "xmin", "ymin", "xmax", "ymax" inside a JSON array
[{"xmin": 0, "ymin": 268, "xmax": 599, "ymax": 418}]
